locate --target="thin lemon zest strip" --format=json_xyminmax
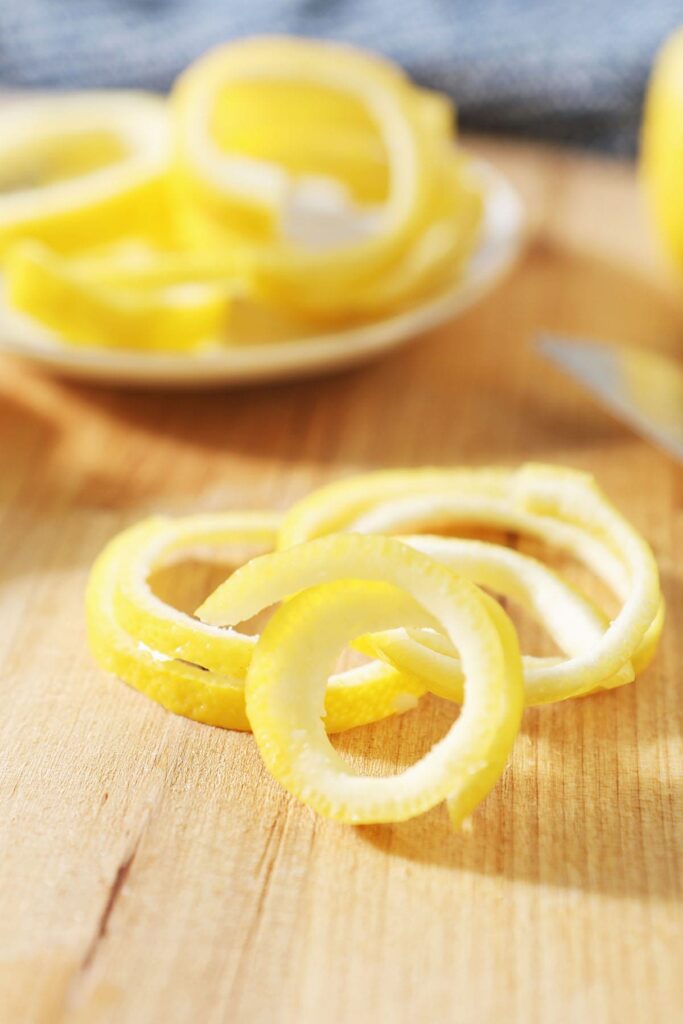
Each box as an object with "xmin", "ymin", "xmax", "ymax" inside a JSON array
[
  {"xmin": 113, "ymin": 512, "xmax": 278, "ymax": 675},
  {"xmin": 278, "ymin": 466, "xmax": 511, "ymax": 549},
  {"xmin": 171, "ymin": 37, "xmax": 481, "ymax": 318},
  {"xmin": 87, "ymin": 514, "xmax": 426, "ymax": 732},
  {"xmin": 348, "ymin": 483, "xmax": 661, "ymax": 695},
  {"xmin": 198, "ymin": 534, "xmax": 523, "ymax": 825},
  {"xmin": 86, "ymin": 525, "xmax": 252, "ymax": 731},
  {"xmin": 6, "ymin": 241, "xmax": 231, "ymax": 351},
  {"xmin": 354, "ymin": 534, "xmax": 632, "ymax": 705},
  {"xmin": 280, "ymin": 464, "xmax": 662, "ymax": 697},
  {"xmin": 0, "ymin": 92, "xmax": 170, "ymax": 256}
]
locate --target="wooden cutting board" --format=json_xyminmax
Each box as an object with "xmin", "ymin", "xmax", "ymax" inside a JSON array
[{"xmin": 0, "ymin": 138, "xmax": 681, "ymax": 1024}]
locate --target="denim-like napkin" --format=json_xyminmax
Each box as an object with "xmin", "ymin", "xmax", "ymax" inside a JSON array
[{"xmin": 0, "ymin": 1, "xmax": 680, "ymax": 153}]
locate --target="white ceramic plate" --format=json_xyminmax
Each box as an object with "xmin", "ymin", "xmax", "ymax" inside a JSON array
[{"xmin": 0, "ymin": 158, "xmax": 523, "ymax": 388}]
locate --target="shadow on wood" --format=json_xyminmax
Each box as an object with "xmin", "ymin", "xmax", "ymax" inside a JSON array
[{"xmin": 352, "ymin": 655, "xmax": 680, "ymax": 902}]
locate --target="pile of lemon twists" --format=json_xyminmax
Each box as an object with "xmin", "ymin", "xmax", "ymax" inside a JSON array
[
  {"xmin": 2, "ymin": 38, "xmax": 483, "ymax": 351},
  {"xmin": 87, "ymin": 464, "xmax": 663, "ymax": 827}
]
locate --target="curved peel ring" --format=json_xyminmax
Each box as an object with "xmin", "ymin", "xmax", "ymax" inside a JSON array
[
  {"xmin": 87, "ymin": 513, "xmax": 426, "ymax": 732},
  {"xmin": 354, "ymin": 534, "xmax": 634, "ymax": 705},
  {"xmin": 197, "ymin": 533, "xmax": 524, "ymax": 825},
  {"xmin": 0, "ymin": 92, "xmax": 170, "ymax": 256},
  {"xmin": 349, "ymin": 490, "xmax": 662, "ymax": 698},
  {"xmin": 172, "ymin": 37, "xmax": 482, "ymax": 318},
  {"xmin": 279, "ymin": 464, "xmax": 663, "ymax": 701}
]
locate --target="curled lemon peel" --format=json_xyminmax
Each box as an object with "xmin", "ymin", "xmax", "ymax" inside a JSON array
[
  {"xmin": 111, "ymin": 512, "xmax": 278, "ymax": 676},
  {"xmin": 3, "ymin": 39, "xmax": 484, "ymax": 340},
  {"xmin": 86, "ymin": 522, "xmax": 252, "ymax": 731},
  {"xmin": 280, "ymin": 464, "xmax": 662, "ymax": 699},
  {"xmin": 6, "ymin": 241, "xmax": 232, "ymax": 352},
  {"xmin": 352, "ymin": 496, "xmax": 661, "ymax": 696},
  {"xmin": 171, "ymin": 37, "xmax": 482, "ymax": 318},
  {"xmin": 86, "ymin": 513, "xmax": 426, "ymax": 733},
  {"xmin": 207, "ymin": 78, "xmax": 454, "ymax": 207},
  {"xmin": 278, "ymin": 466, "xmax": 511, "ymax": 549},
  {"xmin": 197, "ymin": 534, "xmax": 523, "ymax": 826},
  {"xmin": 0, "ymin": 92, "xmax": 170, "ymax": 256},
  {"xmin": 85, "ymin": 464, "xmax": 663, "ymax": 827},
  {"xmin": 173, "ymin": 37, "xmax": 432, "ymax": 244},
  {"xmin": 354, "ymin": 534, "xmax": 632, "ymax": 705}
]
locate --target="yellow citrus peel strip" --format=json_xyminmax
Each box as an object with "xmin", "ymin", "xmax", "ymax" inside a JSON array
[
  {"xmin": 85, "ymin": 464, "xmax": 662, "ymax": 827},
  {"xmin": 6, "ymin": 241, "xmax": 232, "ymax": 352},
  {"xmin": 86, "ymin": 520, "xmax": 252, "ymax": 731},
  {"xmin": 355, "ymin": 534, "xmax": 632, "ymax": 705},
  {"xmin": 197, "ymin": 534, "xmax": 523, "ymax": 825},
  {"xmin": 278, "ymin": 466, "xmax": 511, "ymax": 548},
  {"xmin": 349, "ymin": 479, "xmax": 662, "ymax": 692},
  {"xmin": 2, "ymin": 39, "xmax": 483, "ymax": 342},
  {"xmin": 280, "ymin": 463, "xmax": 663, "ymax": 700},
  {"xmin": 172, "ymin": 37, "xmax": 433, "ymax": 245},
  {"xmin": 86, "ymin": 513, "xmax": 426, "ymax": 733},
  {"xmin": 0, "ymin": 92, "xmax": 170, "ymax": 257},
  {"xmin": 206, "ymin": 77, "xmax": 454, "ymax": 207},
  {"xmin": 171, "ymin": 36, "xmax": 482, "ymax": 318}
]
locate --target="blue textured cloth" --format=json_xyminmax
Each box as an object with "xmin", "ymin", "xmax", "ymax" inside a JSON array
[{"xmin": 0, "ymin": 2, "xmax": 681, "ymax": 154}]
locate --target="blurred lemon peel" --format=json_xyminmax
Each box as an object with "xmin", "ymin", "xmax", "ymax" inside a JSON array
[
  {"xmin": 0, "ymin": 93, "xmax": 171, "ymax": 256},
  {"xmin": 2, "ymin": 38, "xmax": 484, "ymax": 345},
  {"xmin": 6, "ymin": 241, "xmax": 232, "ymax": 352}
]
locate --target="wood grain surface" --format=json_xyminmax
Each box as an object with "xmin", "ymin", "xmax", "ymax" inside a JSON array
[{"xmin": 0, "ymin": 138, "xmax": 681, "ymax": 1024}]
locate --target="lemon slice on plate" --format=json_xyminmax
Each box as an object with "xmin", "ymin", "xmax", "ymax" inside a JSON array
[{"xmin": 0, "ymin": 92, "xmax": 170, "ymax": 255}]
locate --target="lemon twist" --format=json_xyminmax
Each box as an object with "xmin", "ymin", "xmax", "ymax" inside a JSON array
[
  {"xmin": 87, "ymin": 513, "xmax": 426, "ymax": 733},
  {"xmin": 6, "ymin": 241, "xmax": 231, "ymax": 352},
  {"xmin": 0, "ymin": 93, "xmax": 170, "ymax": 256},
  {"xmin": 280, "ymin": 464, "xmax": 663, "ymax": 699},
  {"xmin": 86, "ymin": 465, "xmax": 663, "ymax": 827},
  {"xmin": 355, "ymin": 534, "xmax": 633, "ymax": 705},
  {"xmin": 172, "ymin": 37, "xmax": 482, "ymax": 318},
  {"xmin": 197, "ymin": 534, "xmax": 523, "ymax": 826}
]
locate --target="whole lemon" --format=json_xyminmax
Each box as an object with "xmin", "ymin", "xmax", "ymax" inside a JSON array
[{"xmin": 641, "ymin": 26, "xmax": 683, "ymax": 268}]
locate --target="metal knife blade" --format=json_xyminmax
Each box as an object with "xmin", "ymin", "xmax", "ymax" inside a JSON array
[{"xmin": 535, "ymin": 334, "xmax": 683, "ymax": 464}]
